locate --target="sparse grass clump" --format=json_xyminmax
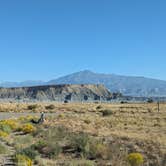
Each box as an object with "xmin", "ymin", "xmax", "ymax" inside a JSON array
[
  {"xmin": 0, "ymin": 142, "xmax": 8, "ymax": 154},
  {"xmin": 127, "ymin": 153, "xmax": 144, "ymax": 166}
]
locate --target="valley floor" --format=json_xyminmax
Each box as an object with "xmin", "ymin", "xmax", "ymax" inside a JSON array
[{"xmin": 0, "ymin": 102, "xmax": 165, "ymax": 166}]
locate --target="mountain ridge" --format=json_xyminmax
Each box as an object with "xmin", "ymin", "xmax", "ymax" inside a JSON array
[{"xmin": 1, "ymin": 70, "xmax": 166, "ymax": 97}]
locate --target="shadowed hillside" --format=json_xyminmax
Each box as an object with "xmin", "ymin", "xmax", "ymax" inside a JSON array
[{"xmin": 0, "ymin": 84, "xmax": 112, "ymax": 102}]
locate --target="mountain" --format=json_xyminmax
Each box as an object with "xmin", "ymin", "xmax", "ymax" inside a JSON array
[
  {"xmin": 48, "ymin": 70, "xmax": 166, "ymax": 97},
  {"xmin": 0, "ymin": 84, "xmax": 112, "ymax": 102},
  {"xmin": 1, "ymin": 70, "xmax": 166, "ymax": 97},
  {"xmin": 0, "ymin": 81, "xmax": 45, "ymax": 88}
]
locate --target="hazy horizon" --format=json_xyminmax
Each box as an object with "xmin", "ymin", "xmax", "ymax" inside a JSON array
[{"xmin": 1, "ymin": 70, "xmax": 166, "ymax": 83}]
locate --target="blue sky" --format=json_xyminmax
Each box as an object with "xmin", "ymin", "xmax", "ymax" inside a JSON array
[{"xmin": 0, "ymin": 0, "xmax": 165, "ymax": 81}]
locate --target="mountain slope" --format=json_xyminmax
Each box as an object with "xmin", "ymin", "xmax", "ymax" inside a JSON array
[{"xmin": 48, "ymin": 70, "xmax": 166, "ymax": 97}]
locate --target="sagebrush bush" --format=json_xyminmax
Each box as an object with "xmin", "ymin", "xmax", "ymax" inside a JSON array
[
  {"xmin": 17, "ymin": 146, "xmax": 39, "ymax": 160},
  {"xmin": 127, "ymin": 153, "xmax": 144, "ymax": 166},
  {"xmin": 15, "ymin": 154, "xmax": 32, "ymax": 166},
  {"xmin": 0, "ymin": 123, "xmax": 12, "ymax": 134},
  {"xmin": 34, "ymin": 140, "xmax": 61, "ymax": 159},
  {"xmin": 88, "ymin": 140, "xmax": 110, "ymax": 159},
  {"xmin": 70, "ymin": 132, "xmax": 90, "ymax": 157}
]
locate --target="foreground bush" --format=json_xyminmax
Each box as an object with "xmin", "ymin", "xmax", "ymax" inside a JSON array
[
  {"xmin": 19, "ymin": 124, "xmax": 36, "ymax": 134},
  {"xmin": 127, "ymin": 153, "xmax": 144, "ymax": 166},
  {"xmin": 15, "ymin": 154, "xmax": 32, "ymax": 166},
  {"xmin": 0, "ymin": 119, "xmax": 19, "ymax": 131},
  {"xmin": 69, "ymin": 132, "xmax": 90, "ymax": 157},
  {"xmin": 0, "ymin": 142, "xmax": 8, "ymax": 154},
  {"xmin": 69, "ymin": 132, "xmax": 111, "ymax": 159},
  {"xmin": 17, "ymin": 146, "xmax": 39, "ymax": 160},
  {"xmin": 0, "ymin": 130, "xmax": 8, "ymax": 138},
  {"xmin": 34, "ymin": 140, "xmax": 61, "ymax": 159},
  {"xmin": 88, "ymin": 140, "xmax": 111, "ymax": 159}
]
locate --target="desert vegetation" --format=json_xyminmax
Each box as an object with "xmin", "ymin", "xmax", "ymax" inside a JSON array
[{"xmin": 0, "ymin": 102, "xmax": 165, "ymax": 165}]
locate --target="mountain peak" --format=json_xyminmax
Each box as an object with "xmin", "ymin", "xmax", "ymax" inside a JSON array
[{"xmin": 77, "ymin": 70, "xmax": 95, "ymax": 74}]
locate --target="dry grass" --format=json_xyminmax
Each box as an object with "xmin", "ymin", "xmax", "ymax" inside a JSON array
[{"xmin": 0, "ymin": 102, "xmax": 165, "ymax": 165}]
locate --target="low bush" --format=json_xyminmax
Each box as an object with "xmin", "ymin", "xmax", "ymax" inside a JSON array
[
  {"xmin": 101, "ymin": 109, "xmax": 113, "ymax": 116},
  {"xmin": 45, "ymin": 104, "xmax": 55, "ymax": 110},
  {"xmin": 0, "ymin": 131, "xmax": 9, "ymax": 138},
  {"xmin": 14, "ymin": 135, "xmax": 34, "ymax": 150},
  {"xmin": 0, "ymin": 123, "xmax": 12, "ymax": 134},
  {"xmin": 127, "ymin": 153, "xmax": 144, "ymax": 166},
  {"xmin": 84, "ymin": 119, "xmax": 91, "ymax": 124},
  {"xmin": 69, "ymin": 132, "xmax": 90, "ymax": 157},
  {"xmin": 96, "ymin": 105, "xmax": 102, "ymax": 110},
  {"xmin": 27, "ymin": 104, "xmax": 38, "ymax": 110},
  {"xmin": 19, "ymin": 124, "xmax": 36, "ymax": 134},
  {"xmin": 17, "ymin": 146, "xmax": 39, "ymax": 160},
  {"xmin": 69, "ymin": 132, "xmax": 111, "ymax": 159},
  {"xmin": 0, "ymin": 119, "xmax": 19, "ymax": 131},
  {"xmin": 15, "ymin": 154, "xmax": 32, "ymax": 166},
  {"xmin": 34, "ymin": 140, "xmax": 61, "ymax": 159},
  {"xmin": 19, "ymin": 115, "xmax": 36, "ymax": 122},
  {"xmin": 88, "ymin": 140, "xmax": 111, "ymax": 160},
  {"xmin": 0, "ymin": 142, "xmax": 8, "ymax": 154}
]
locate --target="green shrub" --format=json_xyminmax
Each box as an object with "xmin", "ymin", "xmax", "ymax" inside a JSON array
[
  {"xmin": 17, "ymin": 146, "xmax": 39, "ymax": 160},
  {"xmin": 0, "ymin": 123, "xmax": 12, "ymax": 134},
  {"xmin": 101, "ymin": 109, "xmax": 113, "ymax": 116},
  {"xmin": 33, "ymin": 140, "xmax": 47, "ymax": 152},
  {"xmin": 34, "ymin": 140, "xmax": 61, "ymax": 159},
  {"xmin": 69, "ymin": 132, "xmax": 90, "ymax": 157},
  {"xmin": 127, "ymin": 153, "xmax": 144, "ymax": 166},
  {"xmin": 88, "ymin": 140, "xmax": 110, "ymax": 160}
]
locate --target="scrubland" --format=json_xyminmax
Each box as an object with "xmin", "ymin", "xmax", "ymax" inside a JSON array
[{"xmin": 0, "ymin": 102, "xmax": 165, "ymax": 166}]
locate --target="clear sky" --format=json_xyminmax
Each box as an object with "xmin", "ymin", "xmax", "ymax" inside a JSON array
[{"xmin": 0, "ymin": 0, "xmax": 166, "ymax": 82}]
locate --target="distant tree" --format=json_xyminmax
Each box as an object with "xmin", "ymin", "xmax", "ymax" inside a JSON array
[{"xmin": 147, "ymin": 98, "xmax": 153, "ymax": 103}]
